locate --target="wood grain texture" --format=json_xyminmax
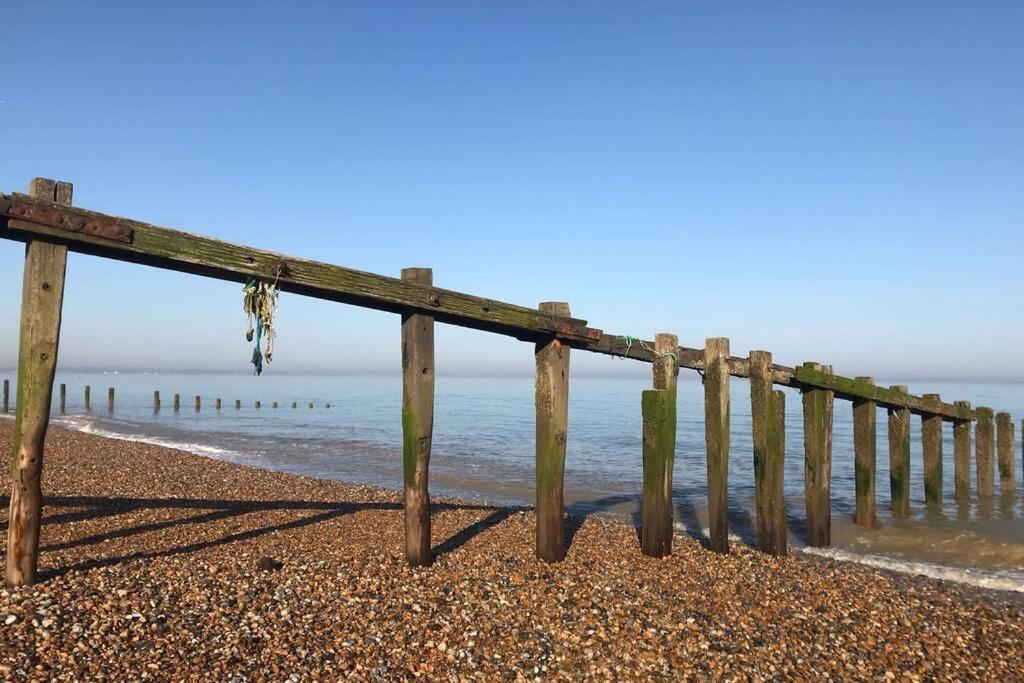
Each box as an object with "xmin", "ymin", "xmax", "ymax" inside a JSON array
[
  {"xmin": 887, "ymin": 386, "xmax": 911, "ymax": 517},
  {"xmin": 704, "ymin": 337, "xmax": 730, "ymax": 554},
  {"xmin": 6, "ymin": 178, "xmax": 70, "ymax": 586},
  {"xmin": 996, "ymin": 412, "xmax": 1015, "ymax": 496},
  {"xmin": 853, "ymin": 377, "xmax": 877, "ymax": 529},
  {"xmin": 535, "ymin": 302, "xmax": 571, "ymax": 563},
  {"xmin": 802, "ymin": 363, "xmax": 834, "ymax": 547},
  {"xmin": 401, "ymin": 268, "xmax": 435, "ymax": 567},
  {"xmin": 750, "ymin": 351, "xmax": 786, "ymax": 555},
  {"xmin": 953, "ymin": 401, "xmax": 971, "ymax": 500},
  {"xmin": 921, "ymin": 394, "xmax": 943, "ymax": 506},
  {"xmin": 641, "ymin": 388, "xmax": 673, "ymax": 558}
]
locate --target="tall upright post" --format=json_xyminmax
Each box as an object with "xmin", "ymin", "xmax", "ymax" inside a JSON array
[
  {"xmin": 153, "ymin": 390, "xmax": 160, "ymax": 411},
  {"xmin": 83, "ymin": 385, "xmax": 90, "ymax": 411},
  {"xmin": 749, "ymin": 350, "xmax": 786, "ymax": 556},
  {"xmin": 953, "ymin": 401, "xmax": 972, "ymax": 500},
  {"xmin": 401, "ymin": 267, "xmax": 436, "ymax": 567},
  {"xmin": 976, "ymin": 407, "xmax": 995, "ymax": 497},
  {"xmin": 2, "ymin": 379, "xmax": 8, "ymax": 413},
  {"xmin": 853, "ymin": 377, "xmax": 877, "ymax": 528},
  {"xmin": 996, "ymin": 412, "xmax": 1016, "ymax": 495},
  {"xmin": 174, "ymin": 393, "xmax": 181, "ymax": 411},
  {"xmin": 535, "ymin": 301, "xmax": 571, "ymax": 562},
  {"xmin": 6, "ymin": 178, "xmax": 71, "ymax": 586},
  {"xmin": 802, "ymin": 362, "xmax": 834, "ymax": 547},
  {"xmin": 921, "ymin": 394, "xmax": 943, "ymax": 506},
  {"xmin": 641, "ymin": 333, "xmax": 677, "ymax": 558},
  {"xmin": 59, "ymin": 383, "xmax": 66, "ymax": 414},
  {"xmin": 216, "ymin": 398, "xmax": 222, "ymax": 410},
  {"xmin": 887, "ymin": 385, "xmax": 911, "ymax": 517},
  {"xmin": 107, "ymin": 387, "xmax": 114, "ymax": 411},
  {"xmin": 704, "ymin": 337, "xmax": 730, "ymax": 554},
  {"xmin": 194, "ymin": 395, "xmax": 201, "ymax": 411},
  {"xmin": 236, "ymin": 399, "xmax": 242, "ymax": 409}
]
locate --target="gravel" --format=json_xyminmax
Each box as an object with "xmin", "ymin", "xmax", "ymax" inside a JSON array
[{"xmin": 1, "ymin": 420, "xmax": 1022, "ymax": 680}]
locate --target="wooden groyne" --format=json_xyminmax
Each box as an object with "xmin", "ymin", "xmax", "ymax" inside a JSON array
[{"xmin": 1, "ymin": 177, "xmax": 1020, "ymax": 586}]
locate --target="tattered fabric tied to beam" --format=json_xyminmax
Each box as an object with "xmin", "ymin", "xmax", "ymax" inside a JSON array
[{"xmin": 243, "ymin": 276, "xmax": 280, "ymax": 375}]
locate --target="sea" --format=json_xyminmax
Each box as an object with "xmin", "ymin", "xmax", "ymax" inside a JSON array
[{"xmin": 3, "ymin": 370, "xmax": 1023, "ymax": 593}]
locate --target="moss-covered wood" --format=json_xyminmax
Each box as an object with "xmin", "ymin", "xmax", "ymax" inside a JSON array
[
  {"xmin": 641, "ymin": 388, "xmax": 673, "ymax": 558},
  {"xmin": 401, "ymin": 267, "xmax": 436, "ymax": 567},
  {"xmin": 704, "ymin": 337, "xmax": 731, "ymax": 554},
  {"xmin": 802, "ymin": 362, "xmax": 834, "ymax": 547},
  {"xmin": 976, "ymin": 408, "xmax": 995, "ymax": 497},
  {"xmin": 6, "ymin": 178, "xmax": 70, "ymax": 587},
  {"xmin": 953, "ymin": 402, "xmax": 971, "ymax": 500},
  {"xmin": 996, "ymin": 412, "xmax": 1015, "ymax": 496},
  {"xmin": 887, "ymin": 385, "xmax": 911, "ymax": 517},
  {"xmin": 921, "ymin": 394, "xmax": 943, "ymax": 506},
  {"xmin": 853, "ymin": 377, "xmax": 877, "ymax": 529},
  {"xmin": 750, "ymin": 350, "xmax": 786, "ymax": 556},
  {"xmin": 535, "ymin": 302, "xmax": 571, "ymax": 563}
]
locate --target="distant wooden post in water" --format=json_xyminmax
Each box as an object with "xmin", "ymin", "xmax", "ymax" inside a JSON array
[
  {"xmin": 235, "ymin": 399, "xmax": 241, "ymax": 409},
  {"xmin": 749, "ymin": 350, "xmax": 786, "ymax": 555},
  {"xmin": 997, "ymin": 412, "xmax": 1016, "ymax": 495},
  {"xmin": 291, "ymin": 402, "xmax": 297, "ymax": 409},
  {"xmin": 921, "ymin": 394, "xmax": 943, "ymax": 505},
  {"xmin": 308, "ymin": 402, "xmax": 313, "ymax": 409},
  {"xmin": 255, "ymin": 400, "xmax": 261, "ymax": 409},
  {"xmin": 84, "ymin": 385, "xmax": 90, "ymax": 411},
  {"xmin": 976, "ymin": 407, "xmax": 995, "ymax": 496},
  {"xmin": 216, "ymin": 398, "xmax": 221, "ymax": 410},
  {"xmin": 194, "ymin": 395, "xmax": 201, "ymax": 411},
  {"xmin": 2, "ymin": 379, "xmax": 8, "ymax": 413},
  {"xmin": 853, "ymin": 377, "xmax": 877, "ymax": 528},
  {"xmin": 802, "ymin": 363, "xmax": 834, "ymax": 546},
  {"xmin": 535, "ymin": 301, "xmax": 571, "ymax": 563},
  {"xmin": 641, "ymin": 333, "xmax": 677, "ymax": 558},
  {"xmin": 153, "ymin": 390, "xmax": 160, "ymax": 411},
  {"xmin": 272, "ymin": 401, "xmax": 278, "ymax": 409},
  {"xmin": 954, "ymin": 401, "xmax": 972, "ymax": 499},
  {"xmin": 704, "ymin": 337, "xmax": 731, "ymax": 554},
  {"xmin": 5, "ymin": 178, "xmax": 71, "ymax": 587},
  {"xmin": 59, "ymin": 383, "xmax": 66, "ymax": 414},
  {"xmin": 887, "ymin": 385, "xmax": 911, "ymax": 516},
  {"xmin": 107, "ymin": 387, "xmax": 114, "ymax": 411},
  {"xmin": 174, "ymin": 394, "xmax": 181, "ymax": 411},
  {"xmin": 401, "ymin": 267, "xmax": 436, "ymax": 567}
]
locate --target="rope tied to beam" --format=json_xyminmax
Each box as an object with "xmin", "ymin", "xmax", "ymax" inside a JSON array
[
  {"xmin": 620, "ymin": 336, "xmax": 678, "ymax": 362},
  {"xmin": 243, "ymin": 274, "xmax": 280, "ymax": 375}
]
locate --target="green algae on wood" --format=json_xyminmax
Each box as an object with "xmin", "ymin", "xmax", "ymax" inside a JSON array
[
  {"xmin": 853, "ymin": 377, "xmax": 877, "ymax": 529},
  {"xmin": 535, "ymin": 302, "xmax": 571, "ymax": 563},
  {"xmin": 921, "ymin": 394, "xmax": 943, "ymax": 506},
  {"xmin": 976, "ymin": 408, "xmax": 995, "ymax": 497},
  {"xmin": 704, "ymin": 337, "xmax": 731, "ymax": 554},
  {"xmin": 640, "ymin": 333, "xmax": 678, "ymax": 558},
  {"xmin": 802, "ymin": 362, "xmax": 834, "ymax": 547},
  {"xmin": 996, "ymin": 412, "xmax": 1016, "ymax": 496},
  {"xmin": 887, "ymin": 385, "xmax": 911, "ymax": 517},
  {"xmin": 750, "ymin": 350, "xmax": 786, "ymax": 556},
  {"xmin": 953, "ymin": 401, "xmax": 972, "ymax": 500}
]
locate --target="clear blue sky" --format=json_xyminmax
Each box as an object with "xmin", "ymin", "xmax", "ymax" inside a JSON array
[{"xmin": 1, "ymin": 2, "xmax": 1021, "ymax": 380}]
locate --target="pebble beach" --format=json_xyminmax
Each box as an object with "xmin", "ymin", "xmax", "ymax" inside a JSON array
[{"xmin": 1, "ymin": 421, "xmax": 1023, "ymax": 681}]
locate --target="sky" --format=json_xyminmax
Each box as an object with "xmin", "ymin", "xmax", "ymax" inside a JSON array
[{"xmin": 1, "ymin": 2, "xmax": 1021, "ymax": 380}]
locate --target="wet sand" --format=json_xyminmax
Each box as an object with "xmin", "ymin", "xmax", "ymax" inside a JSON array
[{"xmin": 1, "ymin": 421, "xmax": 1023, "ymax": 680}]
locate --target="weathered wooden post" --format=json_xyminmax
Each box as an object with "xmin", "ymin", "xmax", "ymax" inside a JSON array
[
  {"xmin": 704, "ymin": 337, "xmax": 730, "ymax": 554},
  {"xmin": 997, "ymin": 412, "xmax": 1016, "ymax": 495},
  {"xmin": 401, "ymin": 267, "xmax": 436, "ymax": 566},
  {"xmin": 2, "ymin": 379, "xmax": 8, "ymax": 413},
  {"xmin": 291, "ymin": 402, "xmax": 297, "ymax": 409},
  {"xmin": 194, "ymin": 395, "xmax": 201, "ymax": 411},
  {"xmin": 887, "ymin": 385, "xmax": 911, "ymax": 517},
  {"xmin": 921, "ymin": 394, "xmax": 943, "ymax": 506},
  {"xmin": 84, "ymin": 385, "xmax": 91, "ymax": 411},
  {"xmin": 59, "ymin": 383, "xmax": 66, "ymax": 414},
  {"xmin": 272, "ymin": 401, "xmax": 278, "ymax": 409},
  {"xmin": 107, "ymin": 386, "xmax": 114, "ymax": 411},
  {"xmin": 174, "ymin": 393, "xmax": 181, "ymax": 411},
  {"xmin": 326, "ymin": 403, "xmax": 331, "ymax": 409},
  {"xmin": 153, "ymin": 390, "xmax": 161, "ymax": 411},
  {"xmin": 216, "ymin": 398, "xmax": 222, "ymax": 410},
  {"xmin": 308, "ymin": 402, "xmax": 314, "ymax": 409},
  {"xmin": 749, "ymin": 350, "xmax": 786, "ymax": 555},
  {"xmin": 976, "ymin": 407, "xmax": 995, "ymax": 496},
  {"xmin": 256, "ymin": 400, "xmax": 261, "ymax": 409},
  {"xmin": 853, "ymin": 377, "xmax": 877, "ymax": 528},
  {"xmin": 641, "ymin": 333, "xmax": 677, "ymax": 558},
  {"xmin": 6, "ymin": 178, "xmax": 72, "ymax": 586},
  {"xmin": 535, "ymin": 301, "xmax": 571, "ymax": 562},
  {"xmin": 802, "ymin": 362, "xmax": 834, "ymax": 546},
  {"xmin": 953, "ymin": 401, "xmax": 972, "ymax": 500}
]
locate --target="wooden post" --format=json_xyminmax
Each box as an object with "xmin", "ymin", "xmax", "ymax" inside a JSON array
[
  {"xmin": 326, "ymin": 403, "xmax": 331, "ymax": 409},
  {"xmin": 255, "ymin": 400, "xmax": 261, "ymax": 409},
  {"xmin": 641, "ymin": 333, "xmax": 677, "ymax": 558},
  {"xmin": 535, "ymin": 301, "xmax": 571, "ymax": 563},
  {"xmin": 107, "ymin": 387, "xmax": 114, "ymax": 411},
  {"xmin": 235, "ymin": 399, "xmax": 241, "ymax": 409},
  {"xmin": 953, "ymin": 401, "xmax": 971, "ymax": 500},
  {"xmin": 887, "ymin": 385, "xmax": 911, "ymax": 517},
  {"xmin": 291, "ymin": 402, "xmax": 297, "ymax": 409},
  {"xmin": 308, "ymin": 402, "xmax": 314, "ymax": 409},
  {"xmin": 401, "ymin": 268, "xmax": 436, "ymax": 567},
  {"xmin": 921, "ymin": 394, "xmax": 943, "ymax": 506},
  {"xmin": 853, "ymin": 377, "xmax": 877, "ymax": 529},
  {"xmin": 802, "ymin": 362, "xmax": 834, "ymax": 547},
  {"xmin": 174, "ymin": 393, "xmax": 181, "ymax": 411},
  {"xmin": 216, "ymin": 398, "xmax": 222, "ymax": 410},
  {"xmin": 153, "ymin": 390, "xmax": 160, "ymax": 411},
  {"xmin": 272, "ymin": 401, "xmax": 278, "ymax": 409},
  {"xmin": 84, "ymin": 385, "xmax": 90, "ymax": 411},
  {"xmin": 194, "ymin": 395, "xmax": 201, "ymax": 411},
  {"xmin": 997, "ymin": 412, "xmax": 1015, "ymax": 495},
  {"xmin": 976, "ymin": 407, "xmax": 995, "ymax": 496},
  {"xmin": 704, "ymin": 337, "xmax": 730, "ymax": 554},
  {"xmin": 749, "ymin": 350, "xmax": 786, "ymax": 555},
  {"xmin": 2, "ymin": 379, "xmax": 8, "ymax": 413},
  {"xmin": 6, "ymin": 178, "xmax": 71, "ymax": 586},
  {"xmin": 59, "ymin": 383, "xmax": 66, "ymax": 414}
]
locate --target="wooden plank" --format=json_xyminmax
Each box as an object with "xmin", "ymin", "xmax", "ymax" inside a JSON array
[
  {"xmin": 953, "ymin": 402, "xmax": 971, "ymax": 500},
  {"xmin": 853, "ymin": 377, "xmax": 877, "ymax": 529},
  {"xmin": 976, "ymin": 407, "xmax": 995, "ymax": 497},
  {"xmin": 888, "ymin": 385, "xmax": 911, "ymax": 517},
  {"xmin": 401, "ymin": 267, "xmax": 435, "ymax": 567},
  {"xmin": 802, "ymin": 363, "xmax": 834, "ymax": 547},
  {"xmin": 6, "ymin": 178, "xmax": 70, "ymax": 586},
  {"xmin": 750, "ymin": 350, "xmax": 786, "ymax": 556},
  {"xmin": 535, "ymin": 301, "xmax": 571, "ymax": 563},
  {"xmin": 704, "ymin": 337, "xmax": 730, "ymax": 554},
  {"xmin": 640, "ymin": 333, "xmax": 678, "ymax": 558},
  {"xmin": 997, "ymin": 412, "xmax": 1015, "ymax": 495},
  {"xmin": 921, "ymin": 394, "xmax": 943, "ymax": 506},
  {"xmin": 1, "ymin": 193, "xmax": 599, "ymax": 344}
]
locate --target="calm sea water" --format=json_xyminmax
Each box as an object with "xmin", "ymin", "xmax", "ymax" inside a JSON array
[{"xmin": 4, "ymin": 371, "xmax": 1023, "ymax": 592}]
